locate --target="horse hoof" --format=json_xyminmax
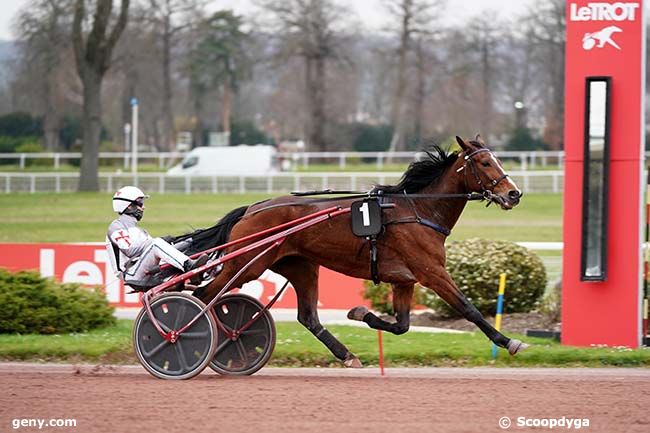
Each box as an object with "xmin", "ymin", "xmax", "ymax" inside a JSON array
[
  {"xmin": 507, "ymin": 339, "xmax": 530, "ymax": 355},
  {"xmin": 347, "ymin": 306, "xmax": 369, "ymax": 322},
  {"xmin": 344, "ymin": 355, "xmax": 363, "ymax": 368}
]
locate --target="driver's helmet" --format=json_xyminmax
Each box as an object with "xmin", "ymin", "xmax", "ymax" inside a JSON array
[{"xmin": 112, "ymin": 186, "xmax": 149, "ymax": 218}]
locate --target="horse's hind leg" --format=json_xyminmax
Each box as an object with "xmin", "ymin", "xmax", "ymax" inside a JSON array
[
  {"xmin": 419, "ymin": 267, "xmax": 529, "ymax": 355},
  {"xmin": 271, "ymin": 257, "xmax": 362, "ymax": 368},
  {"xmin": 347, "ymin": 283, "xmax": 413, "ymax": 335}
]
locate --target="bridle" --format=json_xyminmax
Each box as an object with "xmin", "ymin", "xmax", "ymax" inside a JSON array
[{"xmin": 460, "ymin": 148, "xmax": 511, "ymax": 205}]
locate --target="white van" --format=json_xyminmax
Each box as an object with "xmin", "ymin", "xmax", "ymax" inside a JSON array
[{"xmin": 167, "ymin": 145, "xmax": 277, "ymax": 176}]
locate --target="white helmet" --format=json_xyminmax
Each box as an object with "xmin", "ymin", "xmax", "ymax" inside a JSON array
[{"xmin": 112, "ymin": 186, "xmax": 149, "ymax": 214}]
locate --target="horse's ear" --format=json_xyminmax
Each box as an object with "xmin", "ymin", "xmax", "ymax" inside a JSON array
[
  {"xmin": 475, "ymin": 134, "xmax": 486, "ymax": 146},
  {"xmin": 456, "ymin": 136, "xmax": 470, "ymax": 151}
]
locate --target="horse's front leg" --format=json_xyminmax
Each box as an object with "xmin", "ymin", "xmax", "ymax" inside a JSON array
[
  {"xmin": 419, "ymin": 266, "xmax": 529, "ymax": 355},
  {"xmin": 347, "ymin": 283, "xmax": 413, "ymax": 335}
]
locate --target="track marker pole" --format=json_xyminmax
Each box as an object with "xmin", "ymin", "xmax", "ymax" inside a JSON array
[
  {"xmin": 641, "ymin": 166, "xmax": 650, "ymax": 343},
  {"xmin": 492, "ymin": 273, "xmax": 507, "ymax": 359},
  {"xmin": 377, "ymin": 330, "xmax": 385, "ymax": 376},
  {"xmin": 643, "ymin": 298, "xmax": 648, "ymax": 341}
]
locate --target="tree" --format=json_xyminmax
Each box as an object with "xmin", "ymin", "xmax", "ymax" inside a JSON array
[
  {"xmin": 73, "ymin": 0, "xmax": 130, "ymax": 191},
  {"xmin": 191, "ymin": 11, "xmax": 250, "ymax": 140},
  {"xmin": 14, "ymin": 0, "xmax": 74, "ymax": 151},
  {"xmin": 523, "ymin": 0, "xmax": 565, "ymax": 150},
  {"xmin": 144, "ymin": 0, "xmax": 206, "ymax": 151},
  {"xmin": 465, "ymin": 14, "xmax": 500, "ymax": 141},
  {"xmin": 258, "ymin": 0, "xmax": 353, "ymax": 151},
  {"xmin": 412, "ymin": 33, "xmax": 438, "ymax": 142},
  {"xmin": 385, "ymin": 0, "xmax": 444, "ymax": 152}
]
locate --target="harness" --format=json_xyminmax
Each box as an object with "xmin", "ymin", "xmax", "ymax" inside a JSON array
[{"xmin": 252, "ymin": 148, "xmax": 511, "ymax": 284}]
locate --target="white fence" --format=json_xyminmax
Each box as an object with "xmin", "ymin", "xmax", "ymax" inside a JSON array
[
  {"xmin": 0, "ymin": 150, "xmax": 566, "ymax": 171},
  {"xmin": 0, "ymin": 170, "xmax": 564, "ymax": 194}
]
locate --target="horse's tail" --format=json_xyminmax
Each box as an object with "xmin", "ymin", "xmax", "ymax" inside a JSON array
[{"xmin": 169, "ymin": 205, "xmax": 248, "ymax": 254}]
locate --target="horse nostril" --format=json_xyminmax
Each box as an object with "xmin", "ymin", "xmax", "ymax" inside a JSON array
[{"xmin": 508, "ymin": 190, "xmax": 521, "ymax": 200}]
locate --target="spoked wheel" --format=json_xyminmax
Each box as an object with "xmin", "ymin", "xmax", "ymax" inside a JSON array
[
  {"xmin": 133, "ymin": 293, "xmax": 218, "ymax": 380},
  {"xmin": 209, "ymin": 293, "xmax": 276, "ymax": 376}
]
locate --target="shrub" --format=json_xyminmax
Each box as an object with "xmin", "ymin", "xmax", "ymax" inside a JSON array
[
  {"xmin": 0, "ymin": 135, "xmax": 40, "ymax": 153},
  {"xmin": 0, "ymin": 112, "xmax": 42, "ymax": 137},
  {"xmin": 363, "ymin": 280, "xmax": 394, "ymax": 314},
  {"xmin": 363, "ymin": 280, "xmax": 430, "ymax": 315},
  {"xmin": 363, "ymin": 238, "xmax": 547, "ymax": 317},
  {"xmin": 436, "ymin": 238, "xmax": 546, "ymax": 316},
  {"xmin": 538, "ymin": 279, "xmax": 562, "ymax": 326},
  {"xmin": 350, "ymin": 123, "xmax": 393, "ymax": 152},
  {"xmin": 506, "ymin": 127, "xmax": 548, "ymax": 151},
  {"xmin": 0, "ymin": 269, "xmax": 115, "ymax": 334},
  {"xmin": 229, "ymin": 120, "xmax": 274, "ymax": 146}
]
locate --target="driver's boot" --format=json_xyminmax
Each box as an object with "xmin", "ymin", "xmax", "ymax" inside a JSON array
[{"xmin": 183, "ymin": 254, "xmax": 209, "ymax": 284}]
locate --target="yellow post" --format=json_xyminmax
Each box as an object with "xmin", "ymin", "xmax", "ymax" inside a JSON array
[{"xmin": 492, "ymin": 273, "xmax": 507, "ymax": 359}]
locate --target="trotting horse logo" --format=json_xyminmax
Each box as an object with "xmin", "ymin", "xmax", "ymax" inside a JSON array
[{"xmin": 582, "ymin": 25, "xmax": 623, "ymax": 50}]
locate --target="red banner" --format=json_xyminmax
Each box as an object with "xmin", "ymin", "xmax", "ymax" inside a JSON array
[
  {"xmin": 562, "ymin": 0, "xmax": 644, "ymax": 347},
  {"xmin": 0, "ymin": 243, "xmax": 370, "ymax": 309}
]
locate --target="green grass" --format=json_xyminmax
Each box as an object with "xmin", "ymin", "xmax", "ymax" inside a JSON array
[
  {"xmin": 0, "ymin": 192, "xmax": 562, "ymax": 243},
  {"xmin": 449, "ymin": 193, "xmax": 562, "ymax": 241},
  {"xmin": 1, "ymin": 320, "xmax": 648, "ymax": 367},
  {"xmin": 0, "ymin": 193, "xmax": 272, "ymax": 243},
  {"xmin": 0, "ymin": 320, "xmax": 134, "ymax": 362}
]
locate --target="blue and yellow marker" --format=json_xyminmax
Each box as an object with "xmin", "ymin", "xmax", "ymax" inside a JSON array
[{"xmin": 492, "ymin": 273, "xmax": 507, "ymax": 359}]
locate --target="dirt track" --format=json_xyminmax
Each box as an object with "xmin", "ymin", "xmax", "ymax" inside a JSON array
[{"xmin": 0, "ymin": 364, "xmax": 649, "ymax": 433}]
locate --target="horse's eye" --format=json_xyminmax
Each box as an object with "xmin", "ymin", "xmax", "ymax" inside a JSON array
[{"xmin": 481, "ymin": 162, "xmax": 490, "ymax": 167}]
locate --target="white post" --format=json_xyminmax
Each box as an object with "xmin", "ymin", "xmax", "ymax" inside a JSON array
[
  {"xmin": 130, "ymin": 98, "xmax": 139, "ymax": 183},
  {"xmin": 124, "ymin": 123, "xmax": 131, "ymax": 151}
]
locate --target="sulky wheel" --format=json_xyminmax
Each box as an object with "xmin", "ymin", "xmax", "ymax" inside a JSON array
[
  {"xmin": 209, "ymin": 293, "xmax": 276, "ymax": 376},
  {"xmin": 133, "ymin": 293, "xmax": 218, "ymax": 380}
]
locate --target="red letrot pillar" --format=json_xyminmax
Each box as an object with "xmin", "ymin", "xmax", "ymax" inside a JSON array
[{"xmin": 562, "ymin": 0, "xmax": 646, "ymax": 347}]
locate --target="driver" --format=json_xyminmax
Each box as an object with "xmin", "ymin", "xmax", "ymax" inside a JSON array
[{"xmin": 106, "ymin": 186, "xmax": 208, "ymax": 285}]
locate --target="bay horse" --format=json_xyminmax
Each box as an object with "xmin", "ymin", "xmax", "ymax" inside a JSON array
[{"xmin": 172, "ymin": 136, "xmax": 528, "ymax": 367}]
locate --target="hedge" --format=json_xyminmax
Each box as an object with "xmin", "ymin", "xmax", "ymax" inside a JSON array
[
  {"xmin": 364, "ymin": 238, "xmax": 547, "ymax": 317},
  {"xmin": 0, "ymin": 269, "xmax": 115, "ymax": 334}
]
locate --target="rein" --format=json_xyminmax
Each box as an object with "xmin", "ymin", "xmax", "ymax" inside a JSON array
[{"xmin": 249, "ymin": 147, "xmax": 510, "ymax": 235}]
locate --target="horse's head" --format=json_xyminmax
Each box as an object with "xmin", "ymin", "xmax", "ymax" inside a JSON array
[{"xmin": 455, "ymin": 135, "xmax": 522, "ymax": 210}]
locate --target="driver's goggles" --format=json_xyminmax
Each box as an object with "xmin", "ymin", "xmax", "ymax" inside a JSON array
[{"xmin": 133, "ymin": 198, "xmax": 145, "ymax": 207}]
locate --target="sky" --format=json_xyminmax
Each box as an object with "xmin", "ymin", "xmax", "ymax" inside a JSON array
[{"xmin": 0, "ymin": 0, "xmax": 535, "ymax": 41}]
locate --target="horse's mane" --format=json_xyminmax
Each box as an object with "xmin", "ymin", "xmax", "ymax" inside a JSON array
[
  {"xmin": 167, "ymin": 205, "xmax": 248, "ymax": 254},
  {"xmin": 375, "ymin": 143, "xmax": 459, "ymax": 194}
]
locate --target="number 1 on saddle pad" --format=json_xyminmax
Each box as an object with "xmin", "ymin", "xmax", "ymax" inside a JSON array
[{"xmin": 351, "ymin": 199, "xmax": 382, "ymax": 237}]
